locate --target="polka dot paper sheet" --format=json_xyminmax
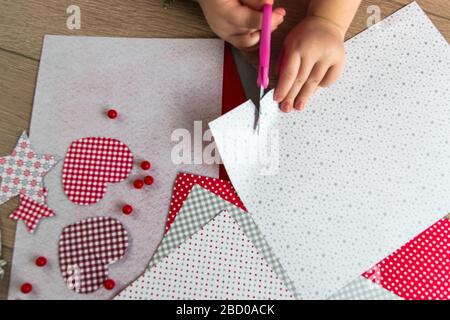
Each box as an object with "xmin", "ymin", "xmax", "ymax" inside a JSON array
[
  {"xmin": 62, "ymin": 137, "xmax": 133, "ymax": 205},
  {"xmin": 117, "ymin": 185, "xmax": 296, "ymax": 299},
  {"xmin": 362, "ymin": 218, "xmax": 450, "ymax": 300},
  {"xmin": 59, "ymin": 217, "xmax": 128, "ymax": 294},
  {"xmin": 328, "ymin": 276, "xmax": 401, "ymax": 300},
  {"xmin": 209, "ymin": 2, "xmax": 450, "ymax": 299},
  {"xmin": 148, "ymin": 185, "xmax": 296, "ymax": 295},
  {"xmin": 117, "ymin": 210, "xmax": 293, "ymax": 300},
  {"xmin": 165, "ymin": 172, "xmax": 246, "ymax": 233}
]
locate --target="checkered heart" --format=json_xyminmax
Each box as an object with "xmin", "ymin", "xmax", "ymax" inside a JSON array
[
  {"xmin": 62, "ymin": 137, "xmax": 133, "ymax": 205},
  {"xmin": 59, "ymin": 217, "xmax": 129, "ymax": 294}
]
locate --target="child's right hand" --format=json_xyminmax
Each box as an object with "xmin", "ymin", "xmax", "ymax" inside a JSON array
[{"xmin": 198, "ymin": 0, "xmax": 285, "ymax": 51}]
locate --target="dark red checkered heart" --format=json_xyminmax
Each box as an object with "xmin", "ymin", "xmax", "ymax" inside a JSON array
[
  {"xmin": 62, "ymin": 137, "xmax": 133, "ymax": 205},
  {"xmin": 59, "ymin": 217, "xmax": 128, "ymax": 294}
]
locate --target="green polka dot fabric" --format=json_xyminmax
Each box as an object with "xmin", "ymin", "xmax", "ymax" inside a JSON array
[{"xmin": 116, "ymin": 185, "xmax": 295, "ymax": 299}]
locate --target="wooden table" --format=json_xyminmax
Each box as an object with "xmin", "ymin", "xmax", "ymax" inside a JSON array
[{"xmin": 0, "ymin": 0, "xmax": 449, "ymax": 299}]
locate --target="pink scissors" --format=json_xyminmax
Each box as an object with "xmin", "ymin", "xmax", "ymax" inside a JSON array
[{"xmin": 255, "ymin": 3, "xmax": 272, "ymax": 132}]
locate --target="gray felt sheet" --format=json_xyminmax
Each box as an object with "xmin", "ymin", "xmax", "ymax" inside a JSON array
[{"xmin": 8, "ymin": 36, "xmax": 223, "ymax": 299}]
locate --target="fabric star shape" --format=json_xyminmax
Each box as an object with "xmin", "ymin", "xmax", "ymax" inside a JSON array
[
  {"xmin": 9, "ymin": 192, "xmax": 55, "ymax": 233},
  {"xmin": 0, "ymin": 131, "xmax": 58, "ymax": 205}
]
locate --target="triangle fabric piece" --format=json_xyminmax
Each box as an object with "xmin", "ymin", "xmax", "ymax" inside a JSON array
[{"xmin": 117, "ymin": 209, "xmax": 293, "ymax": 300}]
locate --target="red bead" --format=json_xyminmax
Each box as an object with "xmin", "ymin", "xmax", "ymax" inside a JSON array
[
  {"xmin": 104, "ymin": 279, "xmax": 115, "ymax": 290},
  {"xmin": 21, "ymin": 283, "xmax": 33, "ymax": 294},
  {"xmin": 144, "ymin": 175, "xmax": 154, "ymax": 186},
  {"xmin": 133, "ymin": 179, "xmax": 144, "ymax": 189},
  {"xmin": 140, "ymin": 160, "xmax": 151, "ymax": 170},
  {"xmin": 35, "ymin": 256, "xmax": 47, "ymax": 267},
  {"xmin": 122, "ymin": 204, "xmax": 133, "ymax": 215},
  {"xmin": 107, "ymin": 109, "xmax": 118, "ymax": 119}
]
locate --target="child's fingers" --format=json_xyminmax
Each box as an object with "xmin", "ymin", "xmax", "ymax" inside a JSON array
[
  {"xmin": 320, "ymin": 61, "xmax": 344, "ymax": 87},
  {"xmin": 273, "ymin": 7, "xmax": 287, "ymax": 19},
  {"xmin": 294, "ymin": 63, "xmax": 329, "ymax": 110},
  {"xmin": 229, "ymin": 32, "xmax": 261, "ymax": 50},
  {"xmin": 242, "ymin": 0, "xmax": 275, "ymax": 10},
  {"xmin": 275, "ymin": 47, "xmax": 284, "ymax": 76},
  {"xmin": 282, "ymin": 58, "xmax": 315, "ymax": 111},
  {"xmin": 274, "ymin": 52, "xmax": 300, "ymax": 104},
  {"xmin": 228, "ymin": 5, "xmax": 284, "ymax": 30}
]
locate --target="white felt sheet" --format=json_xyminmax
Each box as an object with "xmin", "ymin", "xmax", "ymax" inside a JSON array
[
  {"xmin": 8, "ymin": 36, "xmax": 223, "ymax": 299},
  {"xmin": 209, "ymin": 2, "xmax": 450, "ymax": 299}
]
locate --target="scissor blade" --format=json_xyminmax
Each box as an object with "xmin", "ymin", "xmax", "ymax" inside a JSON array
[{"xmin": 254, "ymin": 87, "xmax": 264, "ymax": 133}]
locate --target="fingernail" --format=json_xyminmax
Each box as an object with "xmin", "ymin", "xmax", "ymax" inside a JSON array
[
  {"xmin": 280, "ymin": 101, "xmax": 290, "ymax": 112},
  {"xmin": 295, "ymin": 100, "xmax": 304, "ymax": 110},
  {"xmin": 274, "ymin": 92, "xmax": 281, "ymax": 102}
]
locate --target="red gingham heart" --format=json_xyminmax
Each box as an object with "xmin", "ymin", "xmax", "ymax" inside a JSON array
[{"xmin": 62, "ymin": 137, "xmax": 133, "ymax": 205}]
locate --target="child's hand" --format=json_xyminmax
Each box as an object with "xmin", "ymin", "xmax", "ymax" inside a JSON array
[
  {"xmin": 274, "ymin": 16, "xmax": 345, "ymax": 112},
  {"xmin": 198, "ymin": 0, "xmax": 286, "ymax": 51}
]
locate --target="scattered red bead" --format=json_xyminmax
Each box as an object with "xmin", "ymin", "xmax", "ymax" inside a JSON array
[
  {"xmin": 21, "ymin": 283, "xmax": 33, "ymax": 294},
  {"xmin": 144, "ymin": 175, "xmax": 154, "ymax": 186},
  {"xmin": 35, "ymin": 256, "xmax": 47, "ymax": 267},
  {"xmin": 122, "ymin": 204, "xmax": 133, "ymax": 215},
  {"xmin": 104, "ymin": 279, "xmax": 116, "ymax": 290},
  {"xmin": 133, "ymin": 179, "xmax": 144, "ymax": 189},
  {"xmin": 107, "ymin": 109, "xmax": 118, "ymax": 119},
  {"xmin": 140, "ymin": 160, "xmax": 151, "ymax": 170}
]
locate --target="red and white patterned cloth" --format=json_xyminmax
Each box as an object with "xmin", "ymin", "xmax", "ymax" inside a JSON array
[
  {"xmin": 59, "ymin": 217, "xmax": 128, "ymax": 294},
  {"xmin": 363, "ymin": 218, "xmax": 450, "ymax": 300},
  {"xmin": 166, "ymin": 172, "xmax": 246, "ymax": 233},
  {"xmin": 9, "ymin": 192, "xmax": 55, "ymax": 233},
  {"xmin": 62, "ymin": 137, "xmax": 133, "ymax": 205},
  {"xmin": 0, "ymin": 131, "xmax": 58, "ymax": 205}
]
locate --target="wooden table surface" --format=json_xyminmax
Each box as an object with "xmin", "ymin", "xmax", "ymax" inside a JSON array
[{"xmin": 0, "ymin": 0, "xmax": 449, "ymax": 299}]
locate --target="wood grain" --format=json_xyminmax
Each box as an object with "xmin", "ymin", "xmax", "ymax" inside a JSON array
[
  {"xmin": 0, "ymin": 0, "xmax": 449, "ymax": 299},
  {"xmin": 393, "ymin": 0, "xmax": 450, "ymax": 19},
  {"xmin": 0, "ymin": 50, "xmax": 38, "ymax": 299}
]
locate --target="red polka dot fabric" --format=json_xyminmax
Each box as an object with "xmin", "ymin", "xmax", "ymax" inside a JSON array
[
  {"xmin": 59, "ymin": 217, "xmax": 128, "ymax": 294},
  {"xmin": 62, "ymin": 137, "xmax": 133, "ymax": 205},
  {"xmin": 363, "ymin": 218, "xmax": 450, "ymax": 300},
  {"xmin": 165, "ymin": 172, "xmax": 246, "ymax": 233}
]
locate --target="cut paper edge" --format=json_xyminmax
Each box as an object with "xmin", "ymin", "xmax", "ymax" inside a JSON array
[{"xmin": 149, "ymin": 184, "xmax": 298, "ymax": 298}]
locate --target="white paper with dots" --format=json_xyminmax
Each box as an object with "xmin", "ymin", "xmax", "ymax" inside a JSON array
[
  {"xmin": 116, "ymin": 210, "xmax": 293, "ymax": 300},
  {"xmin": 210, "ymin": 2, "xmax": 450, "ymax": 299}
]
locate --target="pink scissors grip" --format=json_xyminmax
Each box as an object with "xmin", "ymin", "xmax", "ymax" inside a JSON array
[{"xmin": 257, "ymin": 4, "xmax": 272, "ymax": 89}]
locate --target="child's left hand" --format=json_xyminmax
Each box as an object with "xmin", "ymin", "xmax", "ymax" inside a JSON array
[{"xmin": 274, "ymin": 16, "xmax": 346, "ymax": 112}]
